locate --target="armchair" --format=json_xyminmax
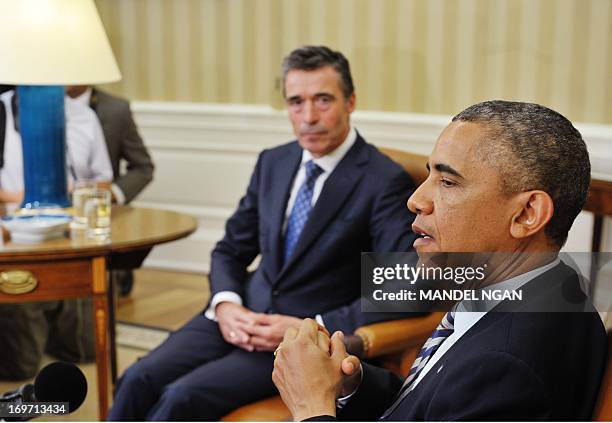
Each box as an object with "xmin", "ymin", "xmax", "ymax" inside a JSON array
[{"xmin": 593, "ymin": 327, "xmax": 612, "ymax": 421}]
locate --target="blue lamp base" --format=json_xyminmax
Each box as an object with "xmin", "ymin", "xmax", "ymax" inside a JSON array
[{"xmin": 17, "ymin": 86, "xmax": 70, "ymax": 209}]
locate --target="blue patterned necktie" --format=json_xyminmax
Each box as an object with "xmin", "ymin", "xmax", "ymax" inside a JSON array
[
  {"xmin": 283, "ymin": 160, "xmax": 323, "ymax": 263},
  {"xmin": 381, "ymin": 310, "xmax": 456, "ymax": 419}
]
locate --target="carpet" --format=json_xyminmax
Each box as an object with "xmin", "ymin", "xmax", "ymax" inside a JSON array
[{"xmin": 116, "ymin": 322, "xmax": 170, "ymax": 351}]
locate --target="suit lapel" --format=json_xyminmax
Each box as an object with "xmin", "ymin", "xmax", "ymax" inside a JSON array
[
  {"xmin": 278, "ymin": 136, "xmax": 369, "ymax": 279},
  {"xmin": 267, "ymin": 144, "xmax": 302, "ymax": 276}
]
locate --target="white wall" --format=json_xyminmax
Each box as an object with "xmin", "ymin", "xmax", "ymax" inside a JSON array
[{"xmin": 129, "ymin": 102, "xmax": 612, "ymax": 273}]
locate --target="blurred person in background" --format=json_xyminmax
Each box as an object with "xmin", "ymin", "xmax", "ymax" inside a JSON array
[{"xmin": 66, "ymin": 85, "xmax": 155, "ymax": 297}]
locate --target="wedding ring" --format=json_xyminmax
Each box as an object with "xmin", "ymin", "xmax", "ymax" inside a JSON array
[{"xmin": 274, "ymin": 346, "xmax": 282, "ymax": 357}]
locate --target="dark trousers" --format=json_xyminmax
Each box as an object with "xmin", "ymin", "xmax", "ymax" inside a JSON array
[
  {"xmin": 107, "ymin": 314, "xmax": 277, "ymax": 421},
  {"xmin": 0, "ymin": 300, "xmax": 95, "ymax": 380}
]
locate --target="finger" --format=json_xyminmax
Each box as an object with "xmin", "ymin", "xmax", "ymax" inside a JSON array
[
  {"xmin": 341, "ymin": 355, "xmax": 361, "ymax": 376},
  {"xmin": 250, "ymin": 336, "xmax": 275, "ymax": 350},
  {"xmin": 253, "ymin": 313, "xmax": 273, "ymax": 325},
  {"xmin": 224, "ymin": 328, "xmax": 253, "ymax": 351},
  {"xmin": 317, "ymin": 330, "xmax": 331, "ymax": 353},
  {"xmin": 220, "ymin": 324, "xmax": 236, "ymax": 342},
  {"xmin": 317, "ymin": 325, "xmax": 331, "ymax": 338},
  {"xmin": 234, "ymin": 309, "xmax": 257, "ymax": 325},
  {"xmin": 247, "ymin": 312, "xmax": 269, "ymax": 326},
  {"xmin": 330, "ymin": 331, "xmax": 348, "ymax": 364},
  {"xmin": 296, "ymin": 318, "xmax": 319, "ymax": 343},
  {"xmin": 240, "ymin": 322, "xmax": 268, "ymax": 337},
  {"xmin": 228, "ymin": 327, "xmax": 250, "ymax": 344},
  {"xmin": 283, "ymin": 326, "xmax": 298, "ymax": 342}
]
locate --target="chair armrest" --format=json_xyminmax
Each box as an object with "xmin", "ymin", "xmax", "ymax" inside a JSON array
[{"xmin": 354, "ymin": 312, "xmax": 445, "ymax": 359}]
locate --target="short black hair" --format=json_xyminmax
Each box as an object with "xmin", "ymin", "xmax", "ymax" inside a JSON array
[
  {"xmin": 453, "ymin": 100, "xmax": 590, "ymax": 247},
  {"xmin": 281, "ymin": 46, "xmax": 354, "ymax": 100}
]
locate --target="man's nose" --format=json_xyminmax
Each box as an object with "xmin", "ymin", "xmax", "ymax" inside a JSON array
[
  {"xmin": 303, "ymin": 101, "xmax": 319, "ymax": 124},
  {"xmin": 407, "ymin": 181, "xmax": 433, "ymax": 215}
]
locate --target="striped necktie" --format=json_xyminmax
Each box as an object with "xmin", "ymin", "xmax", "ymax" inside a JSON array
[
  {"xmin": 283, "ymin": 160, "xmax": 323, "ymax": 263},
  {"xmin": 381, "ymin": 310, "xmax": 455, "ymax": 419}
]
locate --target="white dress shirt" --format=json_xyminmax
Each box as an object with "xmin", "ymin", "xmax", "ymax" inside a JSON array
[
  {"xmin": 205, "ymin": 127, "xmax": 358, "ymax": 322},
  {"xmin": 64, "ymin": 94, "xmax": 113, "ymax": 183},
  {"xmin": 70, "ymin": 88, "xmax": 127, "ymax": 204}
]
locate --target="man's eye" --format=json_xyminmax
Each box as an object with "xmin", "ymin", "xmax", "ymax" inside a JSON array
[
  {"xmin": 440, "ymin": 178, "xmax": 455, "ymax": 187},
  {"xmin": 315, "ymin": 97, "xmax": 332, "ymax": 107}
]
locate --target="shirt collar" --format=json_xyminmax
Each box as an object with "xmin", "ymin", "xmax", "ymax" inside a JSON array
[
  {"xmin": 454, "ymin": 258, "xmax": 561, "ymax": 335},
  {"xmin": 300, "ymin": 126, "xmax": 357, "ymax": 174}
]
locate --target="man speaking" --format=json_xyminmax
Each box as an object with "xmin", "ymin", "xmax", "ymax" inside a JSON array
[{"xmin": 272, "ymin": 100, "xmax": 607, "ymax": 421}]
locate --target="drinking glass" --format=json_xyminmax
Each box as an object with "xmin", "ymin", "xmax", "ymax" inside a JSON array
[{"xmin": 85, "ymin": 189, "xmax": 111, "ymax": 239}]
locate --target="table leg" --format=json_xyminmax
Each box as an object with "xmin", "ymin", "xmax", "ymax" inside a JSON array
[
  {"xmin": 108, "ymin": 270, "xmax": 118, "ymax": 384},
  {"xmin": 92, "ymin": 256, "xmax": 110, "ymax": 420}
]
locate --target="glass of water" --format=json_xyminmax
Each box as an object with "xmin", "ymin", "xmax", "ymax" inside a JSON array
[
  {"xmin": 85, "ymin": 189, "xmax": 111, "ymax": 239},
  {"xmin": 72, "ymin": 180, "xmax": 96, "ymax": 229}
]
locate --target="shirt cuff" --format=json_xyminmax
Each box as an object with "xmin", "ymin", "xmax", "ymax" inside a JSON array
[
  {"xmin": 336, "ymin": 363, "xmax": 364, "ymax": 408},
  {"xmin": 111, "ymin": 183, "xmax": 126, "ymax": 205},
  {"xmin": 204, "ymin": 291, "xmax": 243, "ymax": 321},
  {"xmin": 315, "ymin": 314, "xmax": 325, "ymax": 327}
]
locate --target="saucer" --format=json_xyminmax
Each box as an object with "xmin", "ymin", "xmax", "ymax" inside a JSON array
[{"xmin": 1, "ymin": 214, "xmax": 72, "ymax": 243}]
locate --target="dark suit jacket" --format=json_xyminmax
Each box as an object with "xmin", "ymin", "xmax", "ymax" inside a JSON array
[
  {"xmin": 208, "ymin": 134, "xmax": 418, "ymax": 334},
  {"xmin": 90, "ymin": 88, "xmax": 154, "ymax": 203},
  {"xmin": 335, "ymin": 262, "xmax": 607, "ymax": 420}
]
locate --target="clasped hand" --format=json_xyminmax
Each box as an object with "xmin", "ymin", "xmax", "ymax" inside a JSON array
[
  {"xmin": 272, "ymin": 319, "xmax": 362, "ymax": 421},
  {"xmin": 215, "ymin": 302, "xmax": 303, "ymax": 351}
]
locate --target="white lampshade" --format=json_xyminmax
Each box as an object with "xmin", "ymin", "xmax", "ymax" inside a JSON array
[{"xmin": 0, "ymin": 0, "xmax": 121, "ymax": 85}]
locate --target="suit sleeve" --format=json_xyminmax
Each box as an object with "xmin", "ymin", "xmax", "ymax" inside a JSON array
[
  {"xmin": 113, "ymin": 102, "xmax": 154, "ymax": 203},
  {"xmin": 208, "ymin": 152, "xmax": 265, "ymax": 298},
  {"xmin": 340, "ymin": 352, "xmax": 552, "ymax": 421},
  {"xmin": 337, "ymin": 362, "xmax": 404, "ymax": 421},
  {"xmin": 320, "ymin": 169, "xmax": 420, "ymax": 334},
  {"xmin": 88, "ymin": 110, "xmax": 114, "ymax": 182}
]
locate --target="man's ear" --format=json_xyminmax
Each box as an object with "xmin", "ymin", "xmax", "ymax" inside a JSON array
[
  {"xmin": 346, "ymin": 93, "xmax": 356, "ymax": 113},
  {"xmin": 510, "ymin": 191, "xmax": 554, "ymax": 240}
]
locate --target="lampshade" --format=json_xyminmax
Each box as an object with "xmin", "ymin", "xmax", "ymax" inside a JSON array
[
  {"xmin": 0, "ymin": 0, "xmax": 121, "ymax": 211},
  {"xmin": 0, "ymin": 0, "xmax": 121, "ymax": 85}
]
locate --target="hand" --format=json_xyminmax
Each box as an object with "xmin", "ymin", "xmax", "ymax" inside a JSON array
[
  {"xmin": 247, "ymin": 313, "xmax": 304, "ymax": 351},
  {"xmin": 216, "ymin": 302, "xmax": 257, "ymax": 351},
  {"xmin": 94, "ymin": 181, "xmax": 117, "ymax": 202},
  {"xmin": 272, "ymin": 319, "xmax": 351, "ymax": 421},
  {"xmin": 0, "ymin": 190, "xmax": 23, "ymax": 204},
  {"xmin": 339, "ymin": 350, "xmax": 362, "ymax": 398},
  {"xmin": 95, "ymin": 180, "xmax": 113, "ymax": 190}
]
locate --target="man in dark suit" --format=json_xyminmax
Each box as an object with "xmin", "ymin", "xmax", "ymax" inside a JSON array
[
  {"xmin": 107, "ymin": 46, "xmax": 418, "ymax": 420},
  {"xmin": 272, "ymin": 100, "xmax": 608, "ymax": 421}
]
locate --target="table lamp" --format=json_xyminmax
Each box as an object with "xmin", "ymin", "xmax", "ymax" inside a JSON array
[{"xmin": 0, "ymin": 0, "xmax": 121, "ymax": 210}]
